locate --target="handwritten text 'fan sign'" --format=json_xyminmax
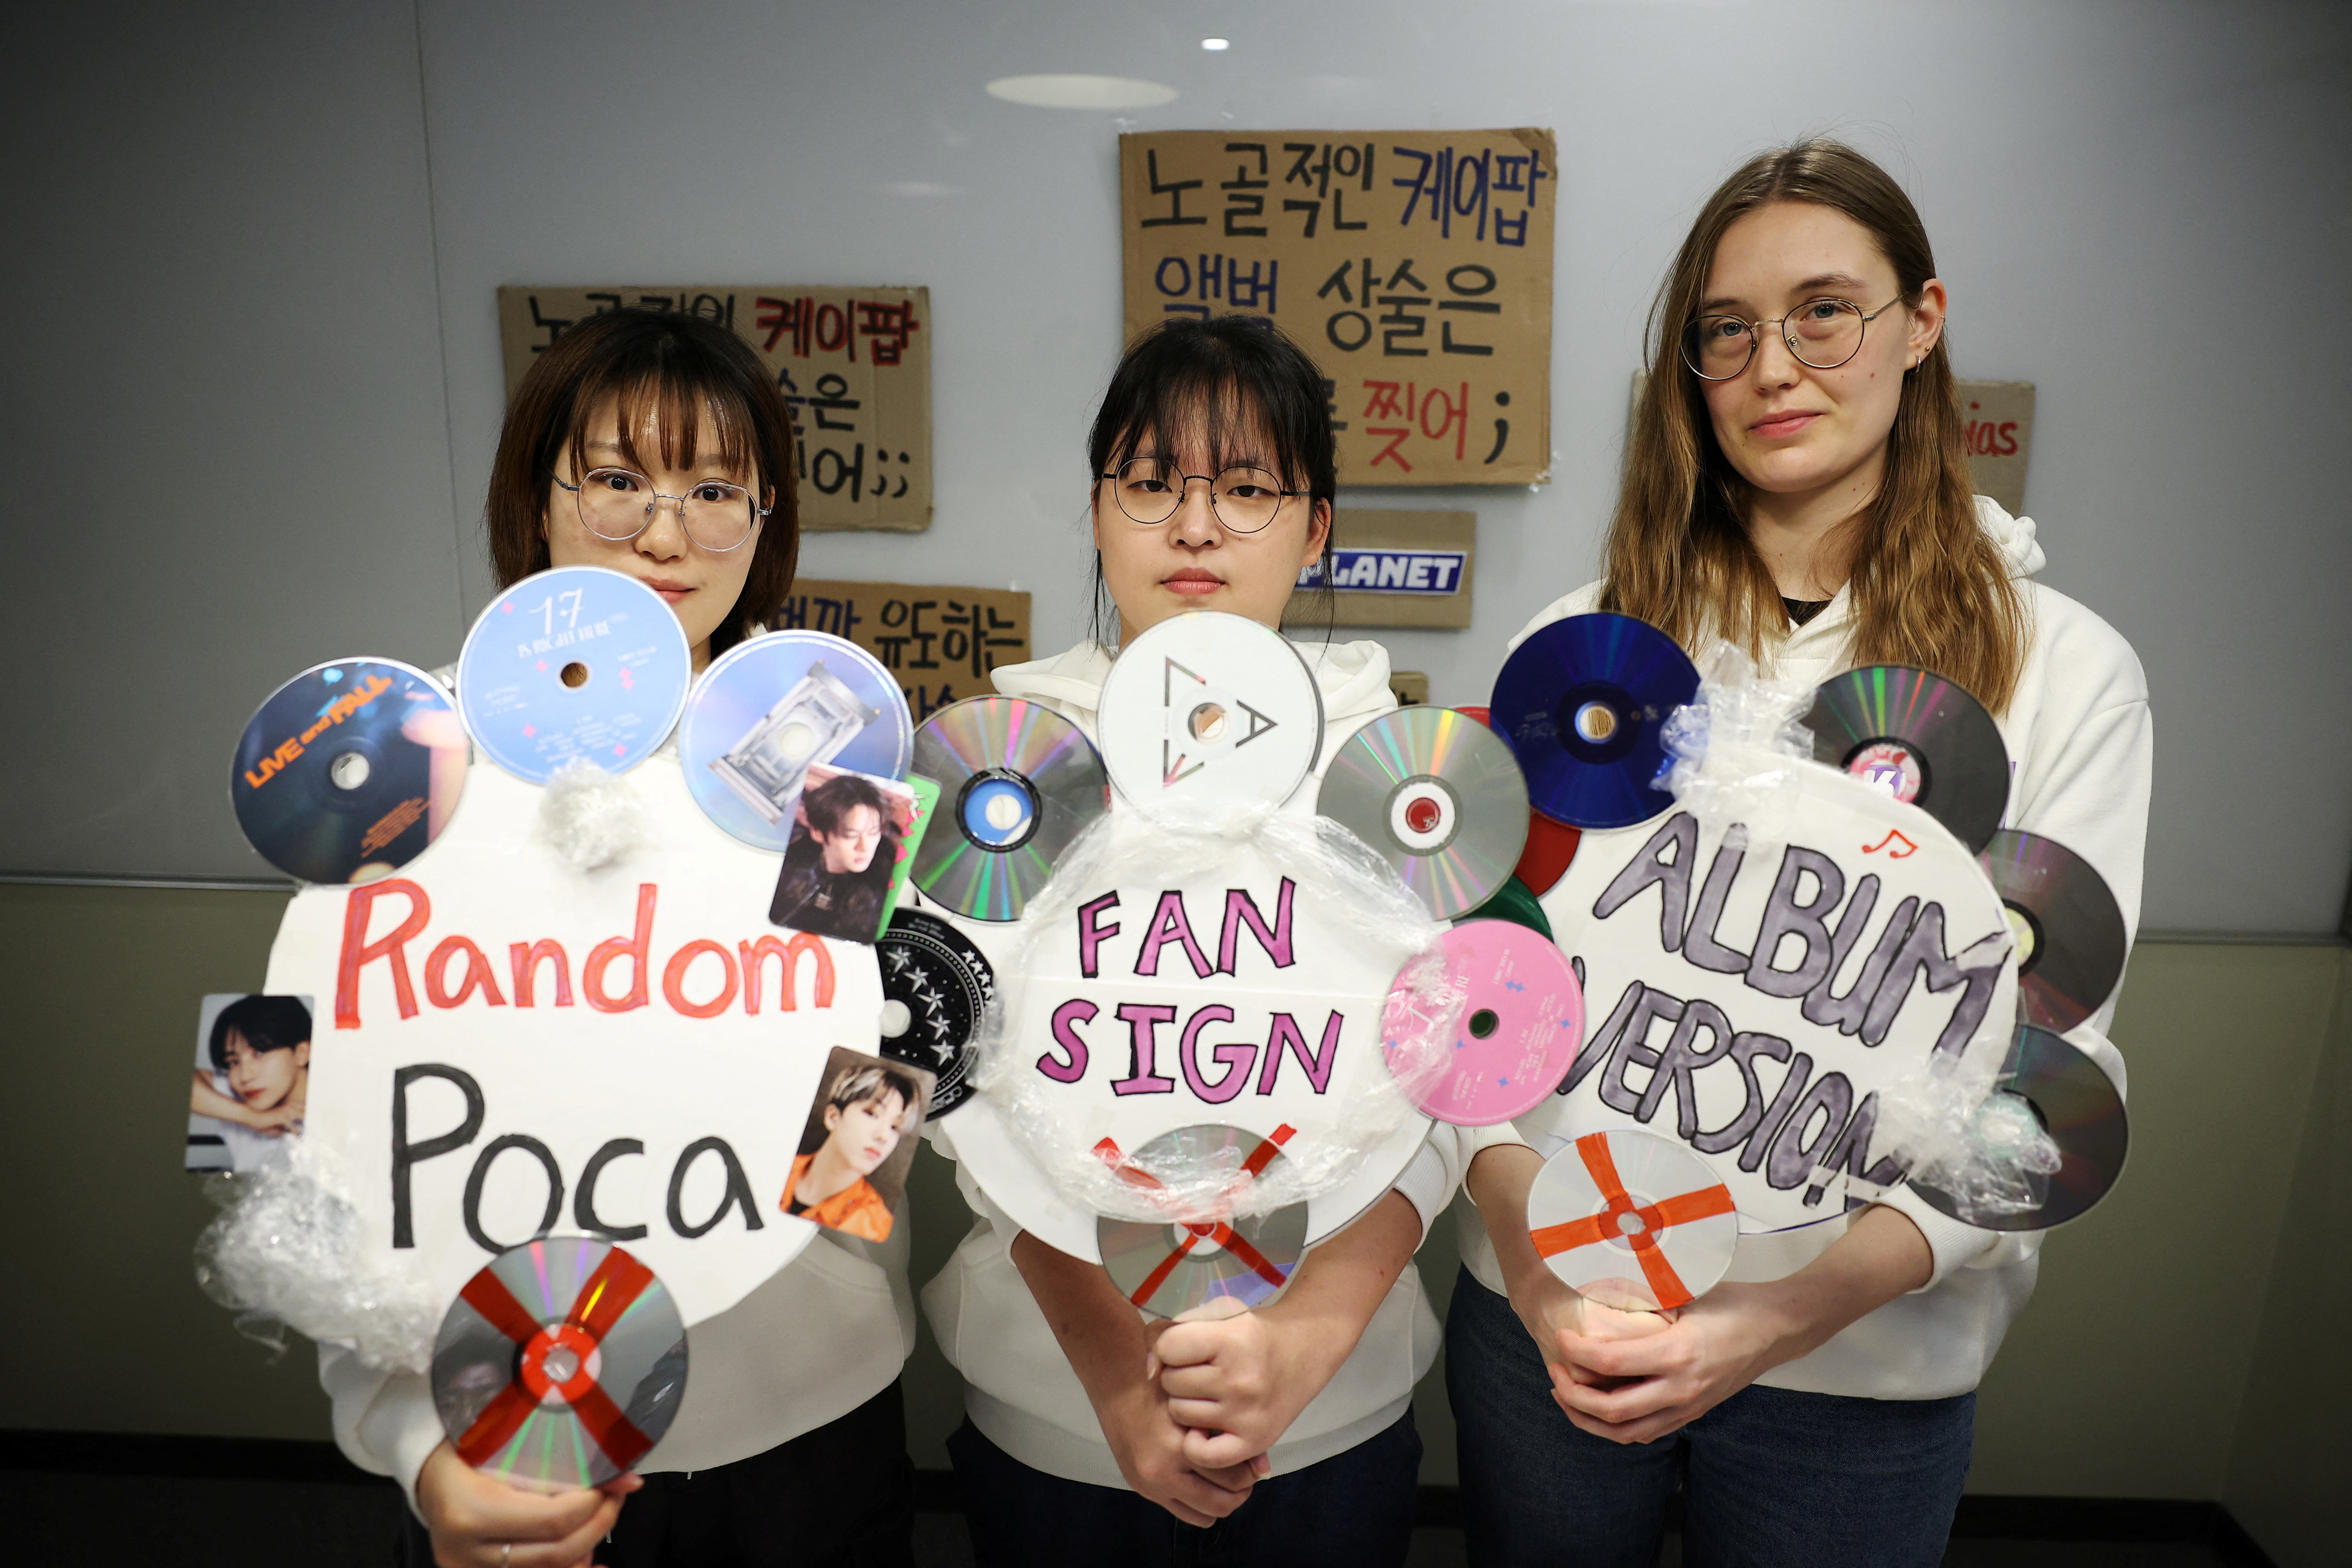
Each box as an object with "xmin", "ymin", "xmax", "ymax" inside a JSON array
[
  {"xmin": 1520, "ymin": 766, "xmax": 2017, "ymax": 1232},
  {"xmin": 263, "ymin": 758, "xmax": 884, "ymax": 1325},
  {"xmin": 1120, "ymin": 131, "xmax": 1556, "ymax": 486},
  {"xmin": 947, "ymin": 836, "xmax": 1432, "ymax": 1262},
  {"xmin": 498, "ymin": 286, "xmax": 932, "ymax": 534}
]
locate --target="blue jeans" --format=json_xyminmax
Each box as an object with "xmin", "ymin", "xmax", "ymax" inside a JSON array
[
  {"xmin": 1444, "ymin": 1269, "xmax": 1973, "ymax": 1568},
  {"xmin": 947, "ymin": 1408, "xmax": 1421, "ymax": 1568}
]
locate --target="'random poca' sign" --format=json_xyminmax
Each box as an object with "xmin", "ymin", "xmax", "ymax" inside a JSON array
[
  {"xmin": 263, "ymin": 759, "xmax": 883, "ymax": 1325},
  {"xmin": 945, "ymin": 831, "xmax": 1432, "ymax": 1261},
  {"xmin": 1521, "ymin": 764, "xmax": 2017, "ymax": 1232}
]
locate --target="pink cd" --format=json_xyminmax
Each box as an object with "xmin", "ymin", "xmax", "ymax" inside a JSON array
[{"xmin": 1383, "ymin": 918, "xmax": 1583, "ymax": 1126}]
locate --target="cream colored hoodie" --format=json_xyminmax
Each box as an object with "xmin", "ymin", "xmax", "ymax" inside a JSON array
[
  {"xmin": 1455, "ymin": 497, "xmax": 2152, "ymax": 1401},
  {"xmin": 920, "ymin": 634, "xmax": 1475, "ymax": 1486}
]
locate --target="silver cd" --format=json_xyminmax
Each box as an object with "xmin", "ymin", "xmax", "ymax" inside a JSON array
[
  {"xmin": 1096, "ymin": 613, "xmax": 1323, "ymax": 815},
  {"xmin": 431, "ymin": 1236, "xmax": 688, "ymax": 1493},
  {"xmin": 1097, "ymin": 1124, "xmax": 1309, "ymax": 1319},
  {"xmin": 1525, "ymin": 1129, "xmax": 1737, "ymax": 1312},
  {"xmin": 909, "ymin": 695, "xmax": 1108, "ymax": 921},
  {"xmin": 1318, "ymin": 706, "xmax": 1530, "ymax": 918}
]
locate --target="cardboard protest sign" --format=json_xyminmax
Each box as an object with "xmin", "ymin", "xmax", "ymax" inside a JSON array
[
  {"xmin": 1120, "ymin": 131, "xmax": 1555, "ymax": 486},
  {"xmin": 1956, "ymin": 381, "xmax": 2034, "ymax": 516},
  {"xmin": 1305, "ymin": 509, "xmax": 1476, "ymax": 630},
  {"xmin": 497, "ymin": 287, "xmax": 932, "ymax": 534},
  {"xmin": 1519, "ymin": 767, "xmax": 2017, "ymax": 1233},
  {"xmin": 778, "ymin": 579, "xmax": 1031, "ymax": 723},
  {"xmin": 262, "ymin": 756, "xmax": 884, "ymax": 1327}
]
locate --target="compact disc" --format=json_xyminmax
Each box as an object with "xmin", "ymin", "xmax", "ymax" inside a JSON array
[
  {"xmin": 1979, "ymin": 830, "xmax": 2128, "ymax": 1032},
  {"xmin": 1526, "ymin": 1130, "xmax": 1737, "ymax": 1311},
  {"xmin": 231, "ymin": 658, "xmax": 467, "ymax": 884},
  {"xmin": 1383, "ymin": 918, "xmax": 1583, "ymax": 1127},
  {"xmin": 1515, "ymin": 810, "xmax": 1582, "ymax": 896},
  {"xmin": 876, "ymin": 909, "xmax": 994, "ymax": 1117},
  {"xmin": 1318, "ymin": 707, "xmax": 1530, "ymax": 919},
  {"xmin": 909, "ymin": 696, "xmax": 1108, "ymax": 920},
  {"xmin": 430, "ymin": 1236, "xmax": 688, "ymax": 1493},
  {"xmin": 1096, "ymin": 1125, "xmax": 1308, "ymax": 1318},
  {"xmin": 678, "ymin": 630, "xmax": 914, "ymax": 849},
  {"xmin": 457, "ymin": 567, "xmax": 692, "ymax": 783},
  {"xmin": 1096, "ymin": 612, "xmax": 1323, "ymax": 815},
  {"xmin": 1489, "ymin": 613, "xmax": 1698, "ymax": 830},
  {"xmin": 1803, "ymin": 665, "xmax": 2010, "ymax": 852},
  {"xmin": 1460, "ymin": 874, "xmax": 1553, "ymax": 941},
  {"xmin": 1910, "ymin": 1026, "xmax": 2128, "ymax": 1232}
]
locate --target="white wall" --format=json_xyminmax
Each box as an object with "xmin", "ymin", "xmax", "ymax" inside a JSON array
[{"xmin": 6, "ymin": 0, "xmax": 2348, "ymax": 934}]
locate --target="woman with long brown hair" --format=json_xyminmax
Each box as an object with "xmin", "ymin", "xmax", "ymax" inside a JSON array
[{"xmin": 1448, "ymin": 141, "xmax": 2151, "ymax": 1565}]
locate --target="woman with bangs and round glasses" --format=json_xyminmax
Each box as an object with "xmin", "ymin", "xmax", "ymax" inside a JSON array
[
  {"xmin": 919, "ymin": 315, "xmax": 1477, "ymax": 1567},
  {"xmin": 321, "ymin": 309, "xmax": 927, "ymax": 1568},
  {"xmin": 1448, "ymin": 141, "xmax": 2150, "ymax": 1566}
]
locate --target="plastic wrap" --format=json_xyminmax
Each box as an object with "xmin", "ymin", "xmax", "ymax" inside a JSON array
[
  {"xmin": 972, "ymin": 805, "xmax": 1461, "ymax": 1223},
  {"xmin": 1851, "ymin": 1055, "xmax": 2064, "ymax": 1224},
  {"xmin": 193, "ymin": 1139, "xmax": 440, "ymax": 1374},
  {"xmin": 1652, "ymin": 642, "xmax": 1819, "ymax": 845},
  {"xmin": 537, "ymin": 758, "xmax": 647, "ymax": 870}
]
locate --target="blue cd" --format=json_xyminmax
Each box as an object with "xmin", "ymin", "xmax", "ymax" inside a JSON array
[
  {"xmin": 1489, "ymin": 612, "xmax": 1698, "ymax": 830},
  {"xmin": 456, "ymin": 567, "xmax": 693, "ymax": 783},
  {"xmin": 678, "ymin": 630, "xmax": 914, "ymax": 850}
]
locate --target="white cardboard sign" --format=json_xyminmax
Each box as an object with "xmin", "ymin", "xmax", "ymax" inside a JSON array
[
  {"xmin": 1518, "ymin": 764, "xmax": 2016, "ymax": 1232},
  {"xmin": 262, "ymin": 756, "xmax": 884, "ymax": 1326}
]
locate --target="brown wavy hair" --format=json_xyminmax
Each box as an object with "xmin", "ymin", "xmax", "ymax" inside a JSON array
[
  {"xmin": 1603, "ymin": 139, "xmax": 2026, "ymax": 712},
  {"xmin": 485, "ymin": 309, "xmax": 799, "ymax": 660}
]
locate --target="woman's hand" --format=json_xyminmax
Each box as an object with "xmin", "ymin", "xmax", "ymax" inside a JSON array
[
  {"xmin": 414, "ymin": 1441, "xmax": 638, "ymax": 1568},
  {"xmin": 1090, "ymin": 1361, "xmax": 1262, "ymax": 1527}
]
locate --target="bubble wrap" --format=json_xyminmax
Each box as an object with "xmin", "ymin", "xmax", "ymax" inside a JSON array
[{"xmin": 537, "ymin": 758, "xmax": 647, "ymax": 870}]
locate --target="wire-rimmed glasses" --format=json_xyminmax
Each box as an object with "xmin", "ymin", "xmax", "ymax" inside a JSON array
[
  {"xmin": 1097, "ymin": 458, "xmax": 1307, "ymax": 535},
  {"xmin": 1680, "ymin": 296, "xmax": 1904, "ymax": 381},
  {"xmin": 553, "ymin": 468, "xmax": 768, "ymax": 552}
]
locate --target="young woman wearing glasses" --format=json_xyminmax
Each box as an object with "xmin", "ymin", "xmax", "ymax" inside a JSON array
[
  {"xmin": 920, "ymin": 315, "xmax": 1470, "ymax": 1566},
  {"xmin": 320, "ymin": 309, "xmax": 924, "ymax": 1568},
  {"xmin": 1447, "ymin": 142, "xmax": 2150, "ymax": 1566}
]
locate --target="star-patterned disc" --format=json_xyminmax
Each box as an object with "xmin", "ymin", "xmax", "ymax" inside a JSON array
[{"xmin": 875, "ymin": 909, "xmax": 994, "ymax": 1117}]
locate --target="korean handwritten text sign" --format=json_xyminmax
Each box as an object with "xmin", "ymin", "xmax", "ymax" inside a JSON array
[
  {"xmin": 779, "ymin": 579, "xmax": 1031, "ymax": 724},
  {"xmin": 497, "ymin": 286, "xmax": 932, "ymax": 534},
  {"xmin": 1120, "ymin": 131, "xmax": 1556, "ymax": 487}
]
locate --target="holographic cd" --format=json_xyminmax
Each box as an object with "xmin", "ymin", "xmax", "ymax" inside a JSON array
[
  {"xmin": 1910, "ymin": 1026, "xmax": 2128, "ymax": 1232},
  {"xmin": 1383, "ymin": 918, "xmax": 1583, "ymax": 1127},
  {"xmin": 1097, "ymin": 1125, "xmax": 1308, "ymax": 1319},
  {"xmin": 230, "ymin": 658, "xmax": 467, "ymax": 884},
  {"xmin": 1803, "ymin": 665, "xmax": 2010, "ymax": 852},
  {"xmin": 1096, "ymin": 612, "xmax": 1324, "ymax": 815},
  {"xmin": 1489, "ymin": 613, "xmax": 1698, "ymax": 830},
  {"xmin": 1979, "ymin": 830, "xmax": 2127, "ymax": 1033},
  {"xmin": 909, "ymin": 696, "xmax": 1107, "ymax": 921},
  {"xmin": 678, "ymin": 631, "xmax": 914, "ymax": 850},
  {"xmin": 457, "ymin": 567, "xmax": 692, "ymax": 783},
  {"xmin": 1318, "ymin": 707, "xmax": 1530, "ymax": 920},
  {"xmin": 1526, "ymin": 1130, "xmax": 1738, "ymax": 1312},
  {"xmin": 876, "ymin": 908, "xmax": 995, "ymax": 1117},
  {"xmin": 430, "ymin": 1236, "xmax": 688, "ymax": 1494}
]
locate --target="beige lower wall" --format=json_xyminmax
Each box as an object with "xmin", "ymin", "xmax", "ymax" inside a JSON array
[{"xmin": 2, "ymin": 884, "xmax": 2342, "ymax": 1532}]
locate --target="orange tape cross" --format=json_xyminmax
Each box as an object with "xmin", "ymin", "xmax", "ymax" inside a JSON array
[{"xmin": 1527, "ymin": 1133, "xmax": 1734, "ymax": 1311}]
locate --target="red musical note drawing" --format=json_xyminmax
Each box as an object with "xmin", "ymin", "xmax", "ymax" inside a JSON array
[{"xmin": 1862, "ymin": 829, "xmax": 1918, "ymax": 858}]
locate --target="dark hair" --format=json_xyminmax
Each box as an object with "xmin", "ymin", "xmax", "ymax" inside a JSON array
[
  {"xmin": 1083, "ymin": 316, "xmax": 1339, "ymax": 643},
  {"xmin": 485, "ymin": 309, "xmax": 801, "ymax": 661},
  {"xmin": 208, "ymin": 995, "xmax": 312, "ymax": 1072},
  {"xmin": 826, "ymin": 1061, "xmax": 922, "ymax": 1116},
  {"xmin": 803, "ymin": 773, "xmax": 892, "ymax": 837}
]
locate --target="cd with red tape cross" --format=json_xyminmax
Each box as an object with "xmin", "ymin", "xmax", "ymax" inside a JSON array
[
  {"xmin": 1526, "ymin": 1130, "xmax": 1737, "ymax": 1312},
  {"xmin": 431, "ymin": 1237, "xmax": 688, "ymax": 1493},
  {"xmin": 1096, "ymin": 1124, "xmax": 1309, "ymax": 1319}
]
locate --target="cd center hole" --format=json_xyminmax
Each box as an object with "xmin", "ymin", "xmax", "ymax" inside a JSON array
[
  {"xmin": 878, "ymin": 999, "xmax": 912, "ymax": 1039},
  {"xmin": 559, "ymin": 662, "xmax": 589, "ymax": 689},
  {"xmin": 1617, "ymin": 1212, "xmax": 1646, "ymax": 1236},
  {"xmin": 327, "ymin": 751, "xmax": 371, "ymax": 791},
  {"xmin": 1573, "ymin": 701, "xmax": 1619, "ymax": 744},
  {"xmin": 1189, "ymin": 702, "xmax": 1228, "ymax": 743},
  {"xmin": 1468, "ymin": 1008, "xmax": 1499, "ymax": 1039},
  {"xmin": 540, "ymin": 1346, "xmax": 579, "ymax": 1383}
]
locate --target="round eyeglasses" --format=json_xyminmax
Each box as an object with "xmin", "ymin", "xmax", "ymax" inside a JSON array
[
  {"xmin": 552, "ymin": 467, "xmax": 768, "ymax": 552},
  {"xmin": 1680, "ymin": 296, "xmax": 1904, "ymax": 381},
  {"xmin": 1098, "ymin": 459, "xmax": 1307, "ymax": 535}
]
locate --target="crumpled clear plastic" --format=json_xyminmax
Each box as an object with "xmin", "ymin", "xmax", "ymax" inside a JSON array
[
  {"xmin": 1846, "ymin": 1053, "xmax": 2064, "ymax": 1225},
  {"xmin": 193, "ymin": 1138, "xmax": 440, "ymax": 1373},
  {"xmin": 1653, "ymin": 642, "xmax": 1819, "ymax": 846},
  {"xmin": 538, "ymin": 758, "xmax": 646, "ymax": 870},
  {"xmin": 972, "ymin": 805, "xmax": 1461, "ymax": 1223}
]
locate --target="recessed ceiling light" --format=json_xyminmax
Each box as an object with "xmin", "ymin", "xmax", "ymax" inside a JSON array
[
  {"xmin": 1201, "ymin": 38, "xmax": 1230, "ymax": 51},
  {"xmin": 984, "ymin": 74, "xmax": 1179, "ymax": 110}
]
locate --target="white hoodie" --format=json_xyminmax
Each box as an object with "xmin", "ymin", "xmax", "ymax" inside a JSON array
[
  {"xmin": 920, "ymin": 635, "xmax": 1477, "ymax": 1486},
  {"xmin": 1455, "ymin": 497, "xmax": 2153, "ymax": 1401}
]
